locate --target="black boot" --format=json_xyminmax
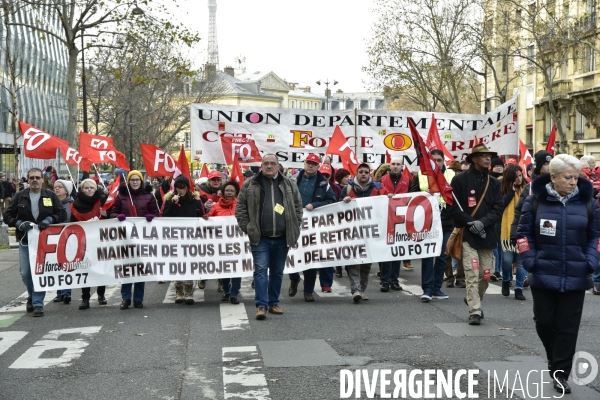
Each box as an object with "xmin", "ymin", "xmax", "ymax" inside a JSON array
[
  {"xmin": 79, "ymin": 299, "xmax": 90, "ymax": 310},
  {"xmin": 514, "ymin": 289, "xmax": 526, "ymax": 300},
  {"xmin": 335, "ymin": 266, "xmax": 343, "ymax": 278},
  {"xmin": 501, "ymin": 280, "xmax": 510, "ymax": 297}
]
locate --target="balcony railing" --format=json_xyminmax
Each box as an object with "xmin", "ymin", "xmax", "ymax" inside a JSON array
[{"xmin": 575, "ymin": 130, "xmax": 585, "ymax": 140}]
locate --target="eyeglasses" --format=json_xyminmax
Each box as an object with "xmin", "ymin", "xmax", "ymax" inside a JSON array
[
  {"xmin": 262, "ymin": 162, "xmax": 278, "ymax": 167},
  {"xmin": 129, "ymin": 178, "xmax": 141, "ymax": 182},
  {"xmin": 357, "ymin": 170, "xmax": 370, "ymax": 175},
  {"xmin": 29, "ymin": 176, "xmax": 42, "ymax": 180},
  {"xmin": 223, "ymin": 189, "xmax": 237, "ymax": 193}
]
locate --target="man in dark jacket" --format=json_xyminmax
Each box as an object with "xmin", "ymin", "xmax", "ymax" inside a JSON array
[
  {"xmin": 4, "ymin": 168, "xmax": 67, "ymax": 317},
  {"xmin": 289, "ymin": 153, "xmax": 336, "ymax": 301},
  {"xmin": 448, "ymin": 144, "xmax": 503, "ymax": 325},
  {"xmin": 236, "ymin": 154, "xmax": 303, "ymax": 320}
]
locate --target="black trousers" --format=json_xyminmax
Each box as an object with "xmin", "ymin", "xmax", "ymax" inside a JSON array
[
  {"xmin": 82, "ymin": 286, "xmax": 106, "ymax": 300},
  {"xmin": 531, "ymin": 287, "xmax": 586, "ymax": 378}
]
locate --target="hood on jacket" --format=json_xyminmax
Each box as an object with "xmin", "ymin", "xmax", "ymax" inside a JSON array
[
  {"xmin": 296, "ymin": 170, "xmax": 328, "ymax": 187},
  {"xmin": 531, "ymin": 173, "xmax": 593, "ymax": 201},
  {"xmin": 374, "ymin": 164, "xmax": 391, "ymax": 182}
]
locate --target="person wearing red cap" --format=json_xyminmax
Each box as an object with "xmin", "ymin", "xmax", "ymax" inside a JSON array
[
  {"xmin": 288, "ymin": 153, "xmax": 337, "ymax": 301},
  {"xmin": 341, "ymin": 162, "xmax": 388, "ymax": 303},
  {"xmin": 319, "ymin": 163, "xmax": 341, "ymax": 200},
  {"xmin": 199, "ymin": 170, "xmax": 223, "ymax": 210}
]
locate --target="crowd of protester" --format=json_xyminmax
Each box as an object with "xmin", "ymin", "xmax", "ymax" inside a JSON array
[{"xmin": 3, "ymin": 146, "xmax": 600, "ymax": 395}]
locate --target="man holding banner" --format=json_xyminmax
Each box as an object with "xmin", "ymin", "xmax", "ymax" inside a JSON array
[
  {"xmin": 4, "ymin": 168, "xmax": 67, "ymax": 317},
  {"xmin": 235, "ymin": 154, "xmax": 303, "ymax": 320},
  {"xmin": 341, "ymin": 162, "xmax": 388, "ymax": 303},
  {"xmin": 289, "ymin": 153, "xmax": 336, "ymax": 302}
]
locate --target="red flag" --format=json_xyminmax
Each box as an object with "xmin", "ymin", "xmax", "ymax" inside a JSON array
[
  {"xmin": 402, "ymin": 165, "xmax": 413, "ymax": 183},
  {"xmin": 139, "ymin": 144, "xmax": 181, "ymax": 177},
  {"xmin": 546, "ymin": 123, "xmax": 556, "ymax": 156},
  {"xmin": 176, "ymin": 145, "xmax": 194, "ymax": 192},
  {"xmin": 59, "ymin": 145, "xmax": 93, "ymax": 170},
  {"xmin": 19, "ymin": 122, "xmax": 69, "ymax": 159},
  {"xmin": 102, "ymin": 174, "xmax": 122, "ymax": 211},
  {"xmin": 220, "ymin": 136, "xmax": 263, "ymax": 165},
  {"xmin": 85, "ymin": 147, "xmax": 130, "ymax": 170},
  {"xmin": 407, "ymin": 119, "xmax": 453, "ymax": 205},
  {"xmin": 78, "ymin": 132, "xmax": 116, "ymax": 158},
  {"xmin": 518, "ymin": 139, "xmax": 533, "ymax": 183},
  {"xmin": 325, "ymin": 126, "xmax": 359, "ymax": 176},
  {"xmin": 425, "ymin": 114, "xmax": 454, "ymax": 165},
  {"xmin": 199, "ymin": 163, "xmax": 209, "ymax": 178},
  {"xmin": 230, "ymin": 156, "xmax": 245, "ymax": 187},
  {"xmin": 386, "ymin": 151, "xmax": 391, "ymax": 163}
]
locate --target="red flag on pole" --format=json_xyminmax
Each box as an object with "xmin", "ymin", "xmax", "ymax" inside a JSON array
[
  {"xmin": 386, "ymin": 151, "xmax": 392, "ymax": 164},
  {"xmin": 139, "ymin": 144, "xmax": 181, "ymax": 177},
  {"xmin": 325, "ymin": 126, "xmax": 359, "ymax": 176},
  {"xmin": 78, "ymin": 132, "xmax": 116, "ymax": 158},
  {"xmin": 220, "ymin": 136, "xmax": 263, "ymax": 165},
  {"xmin": 176, "ymin": 145, "xmax": 194, "ymax": 192},
  {"xmin": 102, "ymin": 174, "xmax": 122, "ymax": 211},
  {"xmin": 199, "ymin": 163, "xmax": 209, "ymax": 178},
  {"xmin": 85, "ymin": 147, "xmax": 130, "ymax": 170},
  {"xmin": 59, "ymin": 145, "xmax": 92, "ymax": 170},
  {"xmin": 546, "ymin": 123, "xmax": 556, "ymax": 156},
  {"xmin": 402, "ymin": 165, "xmax": 413, "ymax": 183},
  {"xmin": 518, "ymin": 139, "xmax": 533, "ymax": 183},
  {"xmin": 425, "ymin": 114, "xmax": 454, "ymax": 165},
  {"xmin": 19, "ymin": 122, "xmax": 69, "ymax": 159},
  {"xmin": 407, "ymin": 119, "xmax": 453, "ymax": 205},
  {"xmin": 230, "ymin": 156, "xmax": 245, "ymax": 187}
]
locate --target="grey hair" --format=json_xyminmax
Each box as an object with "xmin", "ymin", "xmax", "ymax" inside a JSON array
[
  {"xmin": 549, "ymin": 154, "xmax": 581, "ymax": 175},
  {"xmin": 580, "ymin": 155, "xmax": 596, "ymax": 164}
]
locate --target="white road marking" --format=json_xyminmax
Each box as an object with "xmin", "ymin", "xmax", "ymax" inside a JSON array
[
  {"xmin": 163, "ymin": 281, "xmax": 204, "ymax": 303},
  {"xmin": 9, "ymin": 326, "xmax": 102, "ymax": 369},
  {"xmin": 0, "ymin": 331, "xmax": 28, "ymax": 356},
  {"xmin": 238, "ymin": 278, "xmax": 254, "ymax": 300},
  {"xmin": 319, "ymin": 280, "xmax": 351, "ymax": 297},
  {"xmin": 0, "ymin": 290, "xmax": 57, "ymax": 313},
  {"xmin": 220, "ymin": 303, "xmax": 249, "ymax": 331},
  {"xmin": 222, "ymin": 346, "xmax": 270, "ymax": 400}
]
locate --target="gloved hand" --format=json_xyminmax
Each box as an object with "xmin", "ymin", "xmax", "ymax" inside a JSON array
[
  {"xmin": 478, "ymin": 231, "xmax": 487, "ymax": 239},
  {"xmin": 17, "ymin": 220, "xmax": 34, "ymax": 232},
  {"xmin": 117, "ymin": 214, "xmax": 127, "ymax": 221},
  {"xmin": 467, "ymin": 220, "xmax": 485, "ymax": 235},
  {"xmin": 510, "ymin": 238, "xmax": 517, "ymax": 247},
  {"xmin": 37, "ymin": 217, "xmax": 53, "ymax": 230},
  {"xmin": 146, "ymin": 214, "xmax": 154, "ymax": 222}
]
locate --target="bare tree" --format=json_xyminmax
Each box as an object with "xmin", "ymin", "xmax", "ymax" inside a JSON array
[
  {"xmin": 365, "ymin": 0, "xmax": 482, "ymax": 113},
  {"xmin": 86, "ymin": 30, "xmax": 223, "ymax": 170},
  {"xmin": 7, "ymin": 0, "xmax": 199, "ymax": 145}
]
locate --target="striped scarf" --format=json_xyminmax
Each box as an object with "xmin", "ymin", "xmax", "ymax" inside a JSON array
[{"xmin": 500, "ymin": 192, "xmax": 519, "ymax": 252}]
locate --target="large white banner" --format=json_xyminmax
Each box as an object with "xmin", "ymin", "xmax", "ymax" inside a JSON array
[
  {"xmin": 28, "ymin": 193, "xmax": 442, "ymax": 291},
  {"xmin": 191, "ymin": 99, "xmax": 518, "ymax": 169}
]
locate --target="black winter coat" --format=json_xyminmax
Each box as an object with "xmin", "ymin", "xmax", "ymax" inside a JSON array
[
  {"xmin": 4, "ymin": 188, "xmax": 67, "ymax": 243},
  {"xmin": 448, "ymin": 166, "xmax": 503, "ymax": 249},
  {"xmin": 162, "ymin": 191, "xmax": 205, "ymax": 218},
  {"xmin": 516, "ymin": 174, "xmax": 600, "ymax": 292}
]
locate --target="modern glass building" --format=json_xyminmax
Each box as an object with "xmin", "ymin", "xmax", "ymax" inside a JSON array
[{"xmin": 0, "ymin": 5, "xmax": 69, "ymax": 176}]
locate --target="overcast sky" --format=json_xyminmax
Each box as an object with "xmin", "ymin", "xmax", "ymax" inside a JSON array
[{"xmin": 168, "ymin": 0, "xmax": 377, "ymax": 94}]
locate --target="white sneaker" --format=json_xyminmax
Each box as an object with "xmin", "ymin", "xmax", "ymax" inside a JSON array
[
  {"xmin": 353, "ymin": 292, "xmax": 363, "ymax": 303},
  {"xmin": 420, "ymin": 293, "xmax": 432, "ymax": 302}
]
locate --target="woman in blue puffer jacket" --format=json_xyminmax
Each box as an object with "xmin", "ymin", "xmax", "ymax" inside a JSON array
[{"xmin": 517, "ymin": 154, "xmax": 600, "ymax": 394}]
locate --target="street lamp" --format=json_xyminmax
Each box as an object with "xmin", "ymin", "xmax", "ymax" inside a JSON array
[{"xmin": 316, "ymin": 79, "xmax": 338, "ymax": 110}]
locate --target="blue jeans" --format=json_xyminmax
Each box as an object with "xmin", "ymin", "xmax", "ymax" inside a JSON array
[
  {"xmin": 593, "ymin": 262, "xmax": 600, "ymax": 284},
  {"xmin": 56, "ymin": 289, "xmax": 72, "ymax": 297},
  {"xmin": 421, "ymin": 229, "xmax": 451, "ymax": 293},
  {"xmin": 502, "ymin": 250, "xmax": 526, "ymax": 289},
  {"xmin": 251, "ymin": 237, "xmax": 289, "ymax": 308},
  {"xmin": 19, "ymin": 243, "xmax": 46, "ymax": 307},
  {"xmin": 493, "ymin": 243, "xmax": 503, "ymax": 276},
  {"xmin": 380, "ymin": 261, "xmax": 400, "ymax": 284},
  {"xmin": 121, "ymin": 282, "xmax": 145, "ymax": 302},
  {"xmin": 222, "ymin": 278, "xmax": 242, "ymax": 297},
  {"xmin": 289, "ymin": 267, "xmax": 335, "ymax": 292}
]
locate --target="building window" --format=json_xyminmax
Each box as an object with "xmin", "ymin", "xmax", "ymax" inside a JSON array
[
  {"xmin": 514, "ymin": 51, "xmax": 521, "ymax": 71},
  {"xmin": 527, "ymin": 45, "xmax": 535, "ymax": 67},
  {"xmin": 502, "ymin": 54, "xmax": 508, "ymax": 72},
  {"xmin": 526, "ymin": 84, "xmax": 534, "ymax": 109},
  {"xmin": 584, "ymin": 46, "xmax": 595, "ymax": 73},
  {"xmin": 299, "ymin": 101, "xmax": 303, "ymax": 109},
  {"xmin": 291, "ymin": 100, "xmax": 295, "ymax": 108}
]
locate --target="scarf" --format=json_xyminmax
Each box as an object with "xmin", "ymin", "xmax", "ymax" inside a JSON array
[
  {"xmin": 352, "ymin": 177, "xmax": 373, "ymax": 194},
  {"xmin": 217, "ymin": 197, "xmax": 236, "ymax": 215},
  {"xmin": 546, "ymin": 183, "xmax": 579, "ymax": 205},
  {"xmin": 70, "ymin": 198, "xmax": 101, "ymax": 221},
  {"xmin": 500, "ymin": 191, "xmax": 519, "ymax": 252}
]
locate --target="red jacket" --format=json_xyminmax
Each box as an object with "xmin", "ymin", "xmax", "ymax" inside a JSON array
[
  {"xmin": 207, "ymin": 198, "xmax": 237, "ymax": 217},
  {"xmin": 380, "ymin": 173, "xmax": 411, "ymax": 194}
]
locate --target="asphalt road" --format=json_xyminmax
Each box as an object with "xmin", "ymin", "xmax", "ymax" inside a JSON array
[{"xmin": 1, "ymin": 249, "xmax": 599, "ymax": 400}]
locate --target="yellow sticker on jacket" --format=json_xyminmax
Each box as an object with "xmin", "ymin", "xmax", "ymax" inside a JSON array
[
  {"xmin": 42, "ymin": 198, "xmax": 52, "ymax": 207},
  {"xmin": 274, "ymin": 203, "xmax": 284, "ymax": 214}
]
